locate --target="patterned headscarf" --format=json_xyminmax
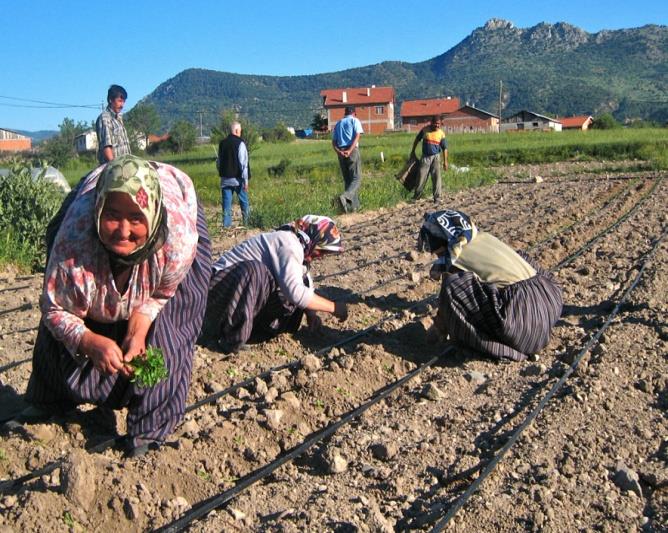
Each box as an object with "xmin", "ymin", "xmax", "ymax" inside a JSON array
[
  {"xmin": 279, "ymin": 214, "xmax": 343, "ymax": 262},
  {"xmin": 417, "ymin": 209, "xmax": 478, "ymax": 267},
  {"xmin": 95, "ymin": 155, "xmax": 167, "ymax": 266}
]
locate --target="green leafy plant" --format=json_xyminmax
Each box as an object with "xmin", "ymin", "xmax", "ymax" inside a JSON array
[
  {"xmin": 0, "ymin": 448, "xmax": 7, "ymax": 462},
  {"xmin": 130, "ymin": 346, "xmax": 169, "ymax": 388},
  {"xmin": 62, "ymin": 511, "xmax": 75, "ymax": 528},
  {"xmin": 196, "ymin": 468, "xmax": 211, "ymax": 481}
]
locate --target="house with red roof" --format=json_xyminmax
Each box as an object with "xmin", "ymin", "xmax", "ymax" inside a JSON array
[
  {"xmin": 320, "ymin": 86, "xmax": 395, "ymax": 134},
  {"xmin": 441, "ymin": 105, "xmax": 499, "ymax": 133},
  {"xmin": 399, "ymin": 97, "xmax": 461, "ymax": 131},
  {"xmin": 560, "ymin": 115, "xmax": 594, "ymax": 130}
]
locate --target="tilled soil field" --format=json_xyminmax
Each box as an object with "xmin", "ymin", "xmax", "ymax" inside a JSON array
[{"xmin": 0, "ymin": 160, "xmax": 666, "ymax": 532}]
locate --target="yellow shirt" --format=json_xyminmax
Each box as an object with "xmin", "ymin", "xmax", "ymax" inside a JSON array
[{"xmin": 454, "ymin": 232, "xmax": 536, "ymax": 287}]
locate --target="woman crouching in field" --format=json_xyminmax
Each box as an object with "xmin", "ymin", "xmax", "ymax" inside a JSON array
[
  {"xmin": 420, "ymin": 209, "xmax": 563, "ymax": 361},
  {"xmin": 200, "ymin": 215, "xmax": 347, "ymax": 354},
  {"xmin": 16, "ymin": 155, "xmax": 211, "ymax": 457}
]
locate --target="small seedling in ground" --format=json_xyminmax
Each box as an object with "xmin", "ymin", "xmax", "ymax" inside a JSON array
[
  {"xmin": 0, "ymin": 449, "xmax": 7, "ymax": 462},
  {"xmin": 226, "ymin": 367, "xmax": 238, "ymax": 378},
  {"xmin": 314, "ymin": 399, "xmax": 325, "ymax": 410},
  {"xmin": 129, "ymin": 346, "xmax": 169, "ymax": 388},
  {"xmin": 335, "ymin": 386, "xmax": 351, "ymax": 397},
  {"xmin": 62, "ymin": 511, "xmax": 75, "ymax": 528},
  {"xmin": 233, "ymin": 435, "xmax": 244, "ymax": 446},
  {"xmin": 196, "ymin": 468, "xmax": 211, "ymax": 481}
]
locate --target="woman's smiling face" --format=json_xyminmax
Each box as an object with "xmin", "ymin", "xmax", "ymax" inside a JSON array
[{"xmin": 98, "ymin": 192, "xmax": 149, "ymax": 256}]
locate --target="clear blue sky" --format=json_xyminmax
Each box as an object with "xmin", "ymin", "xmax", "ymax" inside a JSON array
[{"xmin": 1, "ymin": 0, "xmax": 665, "ymax": 132}]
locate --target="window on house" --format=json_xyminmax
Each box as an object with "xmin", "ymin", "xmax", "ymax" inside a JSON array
[
  {"xmin": 533, "ymin": 122, "xmax": 539, "ymax": 127},
  {"xmin": 375, "ymin": 106, "xmax": 384, "ymax": 115}
]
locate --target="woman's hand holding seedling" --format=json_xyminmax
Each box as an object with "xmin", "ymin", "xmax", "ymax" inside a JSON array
[{"xmin": 129, "ymin": 346, "xmax": 169, "ymax": 388}]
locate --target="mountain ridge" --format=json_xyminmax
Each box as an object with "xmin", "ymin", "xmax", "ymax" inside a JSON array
[{"xmin": 139, "ymin": 19, "xmax": 668, "ymax": 131}]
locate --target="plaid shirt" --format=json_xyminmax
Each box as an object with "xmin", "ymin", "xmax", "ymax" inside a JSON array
[{"xmin": 95, "ymin": 106, "xmax": 131, "ymax": 164}]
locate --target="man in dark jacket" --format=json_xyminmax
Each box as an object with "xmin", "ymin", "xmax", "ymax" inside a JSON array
[{"xmin": 217, "ymin": 121, "xmax": 250, "ymax": 228}]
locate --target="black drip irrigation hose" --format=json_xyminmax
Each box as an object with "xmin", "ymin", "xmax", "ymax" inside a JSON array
[
  {"xmin": 156, "ymin": 349, "xmax": 451, "ymax": 533},
  {"xmin": 0, "ymin": 326, "xmax": 38, "ymax": 338},
  {"xmin": 525, "ymin": 177, "xmax": 639, "ymax": 253},
  {"xmin": 0, "ymin": 358, "xmax": 31, "ymax": 374},
  {"xmin": 495, "ymin": 174, "xmax": 654, "ymax": 186},
  {"xmin": 0, "ymin": 177, "xmax": 661, "ymax": 497},
  {"xmin": 154, "ymin": 189, "xmax": 666, "ymax": 530},
  {"xmin": 314, "ymin": 251, "xmax": 407, "ymax": 282},
  {"xmin": 552, "ymin": 176, "xmax": 661, "ymax": 272},
  {"xmin": 0, "ymin": 303, "xmax": 33, "ymax": 318},
  {"xmin": 0, "ymin": 285, "xmax": 32, "ymax": 294},
  {"xmin": 428, "ymin": 228, "xmax": 667, "ymax": 532},
  {"xmin": 0, "ymin": 283, "xmax": 438, "ymax": 492},
  {"xmin": 0, "ymin": 436, "xmax": 125, "ymax": 493}
]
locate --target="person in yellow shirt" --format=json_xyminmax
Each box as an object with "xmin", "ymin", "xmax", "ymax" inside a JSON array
[
  {"xmin": 419, "ymin": 209, "xmax": 563, "ymax": 361},
  {"xmin": 410, "ymin": 115, "xmax": 448, "ymax": 203}
]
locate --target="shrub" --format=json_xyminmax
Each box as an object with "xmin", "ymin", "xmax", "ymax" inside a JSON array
[
  {"xmin": 591, "ymin": 113, "xmax": 621, "ymax": 130},
  {"xmin": 261, "ymin": 122, "xmax": 295, "ymax": 144},
  {"xmin": 169, "ymin": 120, "xmax": 197, "ymax": 153},
  {"xmin": 0, "ymin": 160, "xmax": 65, "ymax": 271}
]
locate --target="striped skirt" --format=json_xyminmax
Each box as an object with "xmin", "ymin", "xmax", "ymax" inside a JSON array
[
  {"xmin": 26, "ymin": 203, "xmax": 211, "ymax": 448},
  {"xmin": 437, "ymin": 266, "xmax": 563, "ymax": 361},
  {"xmin": 201, "ymin": 260, "xmax": 304, "ymax": 351}
]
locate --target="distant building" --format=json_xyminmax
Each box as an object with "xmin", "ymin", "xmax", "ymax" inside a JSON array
[
  {"xmin": 75, "ymin": 130, "xmax": 98, "ymax": 154},
  {"xmin": 501, "ymin": 111, "xmax": 562, "ymax": 132},
  {"xmin": 0, "ymin": 127, "xmax": 31, "ymax": 152},
  {"xmin": 76, "ymin": 130, "xmax": 148, "ymax": 154},
  {"xmin": 560, "ymin": 115, "xmax": 593, "ymax": 130},
  {"xmin": 441, "ymin": 105, "xmax": 499, "ymax": 133},
  {"xmin": 320, "ymin": 86, "xmax": 395, "ymax": 134},
  {"xmin": 400, "ymin": 97, "xmax": 461, "ymax": 131}
]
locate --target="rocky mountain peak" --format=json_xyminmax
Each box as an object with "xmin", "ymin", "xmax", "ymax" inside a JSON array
[{"xmin": 483, "ymin": 18, "xmax": 514, "ymax": 31}]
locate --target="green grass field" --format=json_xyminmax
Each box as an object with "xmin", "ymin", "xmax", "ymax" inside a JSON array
[{"xmin": 57, "ymin": 127, "xmax": 668, "ymax": 230}]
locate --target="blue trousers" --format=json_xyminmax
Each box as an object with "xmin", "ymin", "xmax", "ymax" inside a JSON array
[{"xmin": 222, "ymin": 185, "xmax": 250, "ymax": 228}]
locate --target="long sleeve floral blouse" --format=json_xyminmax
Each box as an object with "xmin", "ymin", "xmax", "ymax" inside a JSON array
[{"xmin": 40, "ymin": 162, "xmax": 199, "ymax": 356}]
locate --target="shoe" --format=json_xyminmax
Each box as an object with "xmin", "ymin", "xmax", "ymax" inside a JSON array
[
  {"xmin": 123, "ymin": 438, "xmax": 161, "ymax": 458},
  {"xmin": 1, "ymin": 405, "xmax": 53, "ymax": 433},
  {"xmin": 338, "ymin": 195, "xmax": 349, "ymax": 214},
  {"xmin": 12, "ymin": 405, "xmax": 52, "ymax": 424},
  {"xmin": 217, "ymin": 339, "xmax": 251, "ymax": 355}
]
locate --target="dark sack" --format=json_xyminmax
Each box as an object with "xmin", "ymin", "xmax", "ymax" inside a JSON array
[{"xmin": 395, "ymin": 156, "xmax": 420, "ymax": 192}]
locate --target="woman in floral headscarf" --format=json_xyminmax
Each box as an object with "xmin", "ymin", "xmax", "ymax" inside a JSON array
[
  {"xmin": 19, "ymin": 155, "xmax": 211, "ymax": 457},
  {"xmin": 201, "ymin": 214, "xmax": 347, "ymax": 354},
  {"xmin": 419, "ymin": 209, "xmax": 562, "ymax": 362}
]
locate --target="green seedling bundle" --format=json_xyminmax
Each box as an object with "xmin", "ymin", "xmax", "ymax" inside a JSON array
[{"xmin": 129, "ymin": 346, "xmax": 169, "ymax": 388}]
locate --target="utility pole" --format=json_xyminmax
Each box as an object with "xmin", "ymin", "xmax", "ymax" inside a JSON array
[
  {"xmin": 197, "ymin": 111, "xmax": 204, "ymax": 137},
  {"xmin": 498, "ymin": 80, "xmax": 503, "ymax": 133}
]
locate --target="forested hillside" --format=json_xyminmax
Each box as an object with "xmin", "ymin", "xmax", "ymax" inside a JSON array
[{"xmin": 139, "ymin": 19, "xmax": 668, "ymax": 131}]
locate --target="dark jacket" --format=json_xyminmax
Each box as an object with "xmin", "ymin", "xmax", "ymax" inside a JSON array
[{"xmin": 218, "ymin": 134, "xmax": 245, "ymax": 178}]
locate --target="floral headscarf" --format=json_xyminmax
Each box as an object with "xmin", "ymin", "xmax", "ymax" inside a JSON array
[
  {"xmin": 279, "ymin": 214, "xmax": 343, "ymax": 262},
  {"xmin": 95, "ymin": 155, "xmax": 167, "ymax": 266},
  {"xmin": 417, "ymin": 209, "xmax": 478, "ymax": 267}
]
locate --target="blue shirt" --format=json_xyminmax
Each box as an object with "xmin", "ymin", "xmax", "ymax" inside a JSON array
[{"xmin": 333, "ymin": 115, "xmax": 364, "ymax": 149}]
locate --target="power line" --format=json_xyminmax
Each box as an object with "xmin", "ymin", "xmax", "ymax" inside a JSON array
[
  {"xmin": 0, "ymin": 102, "xmax": 99, "ymax": 109},
  {"xmin": 0, "ymin": 95, "xmax": 99, "ymax": 108}
]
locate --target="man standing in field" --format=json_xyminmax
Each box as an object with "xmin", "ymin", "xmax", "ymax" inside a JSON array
[
  {"xmin": 332, "ymin": 106, "xmax": 364, "ymax": 213},
  {"xmin": 96, "ymin": 84, "xmax": 131, "ymax": 164},
  {"xmin": 217, "ymin": 121, "xmax": 250, "ymax": 228},
  {"xmin": 410, "ymin": 115, "xmax": 448, "ymax": 203}
]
